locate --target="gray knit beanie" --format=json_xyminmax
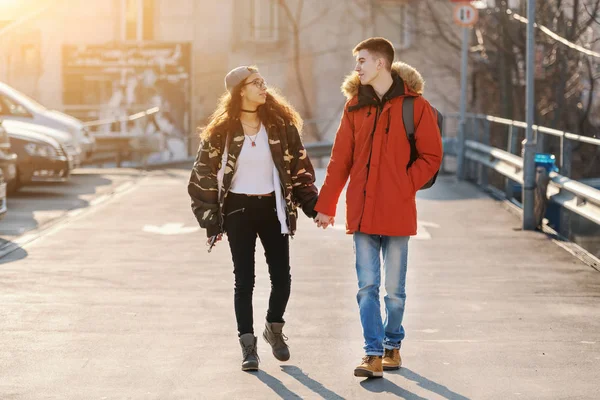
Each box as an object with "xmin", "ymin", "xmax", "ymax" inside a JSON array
[{"xmin": 224, "ymin": 66, "xmax": 255, "ymax": 93}]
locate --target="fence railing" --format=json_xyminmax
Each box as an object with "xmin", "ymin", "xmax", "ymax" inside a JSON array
[
  {"xmin": 463, "ymin": 139, "xmax": 600, "ymax": 227},
  {"xmin": 81, "ymin": 107, "xmax": 165, "ymax": 167},
  {"xmin": 441, "ymin": 112, "xmax": 600, "ymax": 245},
  {"xmin": 445, "ymin": 112, "xmax": 600, "ymax": 179}
]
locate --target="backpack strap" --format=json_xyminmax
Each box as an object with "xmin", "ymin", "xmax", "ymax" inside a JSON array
[{"xmin": 402, "ymin": 97, "xmax": 415, "ymax": 139}]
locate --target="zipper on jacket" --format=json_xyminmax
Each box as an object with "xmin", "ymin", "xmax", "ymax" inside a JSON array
[
  {"xmin": 226, "ymin": 207, "xmax": 245, "ymax": 217},
  {"xmin": 358, "ymin": 102, "xmax": 382, "ymax": 232}
]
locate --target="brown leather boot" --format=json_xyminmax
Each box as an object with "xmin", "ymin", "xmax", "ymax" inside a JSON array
[
  {"xmin": 262, "ymin": 322, "xmax": 290, "ymax": 361},
  {"xmin": 383, "ymin": 348, "xmax": 402, "ymax": 370},
  {"xmin": 353, "ymin": 355, "xmax": 383, "ymax": 378},
  {"xmin": 239, "ymin": 333, "xmax": 259, "ymax": 371}
]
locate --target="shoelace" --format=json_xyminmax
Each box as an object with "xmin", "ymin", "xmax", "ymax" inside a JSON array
[
  {"xmin": 242, "ymin": 345, "xmax": 260, "ymax": 362},
  {"xmin": 361, "ymin": 355, "xmax": 377, "ymax": 365},
  {"xmin": 271, "ymin": 332, "xmax": 288, "ymax": 347},
  {"xmin": 278, "ymin": 332, "xmax": 289, "ymax": 343}
]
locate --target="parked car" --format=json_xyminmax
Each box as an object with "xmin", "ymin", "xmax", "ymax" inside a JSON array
[
  {"xmin": 0, "ymin": 119, "xmax": 18, "ymax": 193},
  {"xmin": 0, "ymin": 81, "xmax": 95, "ymax": 161},
  {"xmin": 1, "ymin": 119, "xmax": 82, "ymax": 167},
  {"xmin": 3, "ymin": 124, "xmax": 72, "ymax": 192}
]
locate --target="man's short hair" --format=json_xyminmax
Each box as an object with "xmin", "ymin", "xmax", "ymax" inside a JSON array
[{"xmin": 353, "ymin": 37, "xmax": 395, "ymax": 71}]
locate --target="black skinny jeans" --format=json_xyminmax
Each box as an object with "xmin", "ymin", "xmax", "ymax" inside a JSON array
[{"xmin": 224, "ymin": 192, "xmax": 290, "ymax": 336}]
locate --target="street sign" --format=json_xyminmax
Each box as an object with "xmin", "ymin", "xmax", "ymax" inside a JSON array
[{"xmin": 453, "ymin": 3, "xmax": 479, "ymax": 27}]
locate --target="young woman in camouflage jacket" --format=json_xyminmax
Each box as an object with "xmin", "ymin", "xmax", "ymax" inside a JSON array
[{"xmin": 188, "ymin": 66, "xmax": 319, "ymax": 371}]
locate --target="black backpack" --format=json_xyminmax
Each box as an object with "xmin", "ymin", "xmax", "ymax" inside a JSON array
[{"xmin": 402, "ymin": 97, "xmax": 443, "ymax": 190}]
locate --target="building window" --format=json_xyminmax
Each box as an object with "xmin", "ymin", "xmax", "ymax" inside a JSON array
[
  {"xmin": 122, "ymin": 0, "xmax": 154, "ymax": 41},
  {"xmin": 236, "ymin": 0, "xmax": 280, "ymax": 43},
  {"xmin": 374, "ymin": 1, "xmax": 411, "ymax": 50}
]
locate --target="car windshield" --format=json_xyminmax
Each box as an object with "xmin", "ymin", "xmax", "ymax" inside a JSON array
[{"xmin": 0, "ymin": 82, "xmax": 47, "ymax": 112}]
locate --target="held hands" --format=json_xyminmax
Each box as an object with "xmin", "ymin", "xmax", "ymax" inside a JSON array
[{"xmin": 314, "ymin": 212, "xmax": 335, "ymax": 229}]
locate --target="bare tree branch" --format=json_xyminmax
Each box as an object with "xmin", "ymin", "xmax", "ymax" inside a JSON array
[
  {"xmin": 575, "ymin": 0, "xmax": 600, "ymax": 38},
  {"xmin": 424, "ymin": 0, "xmax": 461, "ymax": 51},
  {"xmin": 278, "ymin": 0, "xmax": 321, "ymax": 140},
  {"xmin": 584, "ymin": 0, "xmax": 600, "ymax": 25}
]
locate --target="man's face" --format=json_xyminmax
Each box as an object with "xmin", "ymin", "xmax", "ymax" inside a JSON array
[{"xmin": 354, "ymin": 49, "xmax": 383, "ymax": 86}]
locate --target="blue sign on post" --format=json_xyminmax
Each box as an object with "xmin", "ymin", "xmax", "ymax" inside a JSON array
[{"xmin": 534, "ymin": 153, "xmax": 559, "ymax": 173}]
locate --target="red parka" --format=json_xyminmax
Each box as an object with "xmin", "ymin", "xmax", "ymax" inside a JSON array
[{"xmin": 315, "ymin": 62, "xmax": 443, "ymax": 236}]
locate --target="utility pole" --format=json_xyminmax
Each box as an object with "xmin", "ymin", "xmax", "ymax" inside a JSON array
[
  {"xmin": 522, "ymin": 0, "xmax": 537, "ymax": 230},
  {"xmin": 457, "ymin": 26, "xmax": 469, "ymax": 180}
]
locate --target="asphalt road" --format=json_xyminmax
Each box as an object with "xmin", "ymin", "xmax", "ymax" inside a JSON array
[{"xmin": 0, "ymin": 166, "xmax": 598, "ymax": 399}]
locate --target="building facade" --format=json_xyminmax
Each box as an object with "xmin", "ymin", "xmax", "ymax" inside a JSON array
[{"xmin": 0, "ymin": 0, "xmax": 463, "ymax": 153}]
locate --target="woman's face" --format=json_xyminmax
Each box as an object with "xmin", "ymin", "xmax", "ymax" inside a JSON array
[{"xmin": 240, "ymin": 73, "xmax": 268, "ymax": 106}]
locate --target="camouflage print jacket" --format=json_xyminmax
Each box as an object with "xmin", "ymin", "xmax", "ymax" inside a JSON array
[{"xmin": 188, "ymin": 118, "xmax": 319, "ymax": 237}]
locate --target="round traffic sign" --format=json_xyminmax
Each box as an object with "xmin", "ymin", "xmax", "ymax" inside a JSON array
[{"xmin": 453, "ymin": 4, "xmax": 479, "ymax": 27}]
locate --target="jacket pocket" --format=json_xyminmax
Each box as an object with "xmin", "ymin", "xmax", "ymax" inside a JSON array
[{"xmin": 383, "ymin": 155, "xmax": 413, "ymax": 200}]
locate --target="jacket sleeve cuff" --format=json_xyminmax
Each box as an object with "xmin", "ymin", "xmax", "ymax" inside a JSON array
[
  {"xmin": 314, "ymin": 200, "xmax": 337, "ymax": 217},
  {"xmin": 301, "ymin": 195, "xmax": 319, "ymax": 219},
  {"xmin": 206, "ymin": 223, "xmax": 221, "ymax": 238}
]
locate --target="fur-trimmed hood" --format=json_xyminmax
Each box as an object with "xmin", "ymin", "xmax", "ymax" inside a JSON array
[{"xmin": 341, "ymin": 61, "xmax": 425, "ymax": 100}]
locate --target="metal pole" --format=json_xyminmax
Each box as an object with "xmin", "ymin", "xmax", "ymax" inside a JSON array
[
  {"xmin": 522, "ymin": 0, "xmax": 537, "ymax": 230},
  {"xmin": 457, "ymin": 27, "xmax": 469, "ymax": 180},
  {"xmin": 481, "ymin": 119, "xmax": 490, "ymax": 188}
]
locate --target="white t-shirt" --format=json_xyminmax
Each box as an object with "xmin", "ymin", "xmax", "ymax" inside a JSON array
[{"xmin": 230, "ymin": 124, "xmax": 276, "ymax": 194}]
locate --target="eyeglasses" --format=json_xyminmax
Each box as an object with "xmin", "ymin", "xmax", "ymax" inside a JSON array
[{"xmin": 244, "ymin": 79, "xmax": 267, "ymax": 89}]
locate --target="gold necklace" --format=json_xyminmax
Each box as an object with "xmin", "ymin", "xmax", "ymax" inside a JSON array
[{"xmin": 241, "ymin": 120, "xmax": 260, "ymax": 130}]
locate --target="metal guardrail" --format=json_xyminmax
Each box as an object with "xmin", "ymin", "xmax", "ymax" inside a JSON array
[
  {"xmin": 464, "ymin": 134, "xmax": 600, "ymax": 228},
  {"xmin": 453, "ymin": 113, "xmax": 600, "ymax": 147},
  {"xmin": 548, "ymin": 173, "xmax": 600, "ymax": 225},
  {"xmin": 83, "ymin": 107, "xmax": 160, "ymax": 128},
  {"xmin": 447, "ymin": 112, "xmax": 600, "ymax": 179},
  {"xmin": 82, "ymin": 107, "xmax": 161, "ymax": 167},
  {"xmin": 465, "ymin": 140, "xmax": 524, "ymax": 184}
]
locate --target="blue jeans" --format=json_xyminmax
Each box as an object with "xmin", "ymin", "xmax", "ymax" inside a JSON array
[{"xmin": 353, "ymin": 232, "xmax": 409, "ymax": 356}]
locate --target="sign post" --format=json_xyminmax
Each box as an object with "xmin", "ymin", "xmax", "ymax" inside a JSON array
[
  {"xmin": 452, "ymin": 1, "xmax": 478, "ymax": 180},
  {"xmin": 522, "ymin": 0, "xmax": 537, "ymax": 230}
]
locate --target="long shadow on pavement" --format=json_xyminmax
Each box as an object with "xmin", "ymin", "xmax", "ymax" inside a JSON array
[
  {"xmin": 281, "ymin": 365, "xmax": 345, "ymax": 400},
  {"xmin": 386, "ymin": 367, "xmax": 471, "ymax": 400},
  {"xmin": 0, "ymin": 243, "xmax": 27, "ymax": 264},
  {"xmin": 360, "ymin": 377, "xmax": 429, "ymax": 400},
  {"xmin": 1, "ymin": 175, "xmax": 115, "ymax": 237},
  {"xmin": 252, "ymin": 370, "xmax": 303, "ymax": 399}
]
